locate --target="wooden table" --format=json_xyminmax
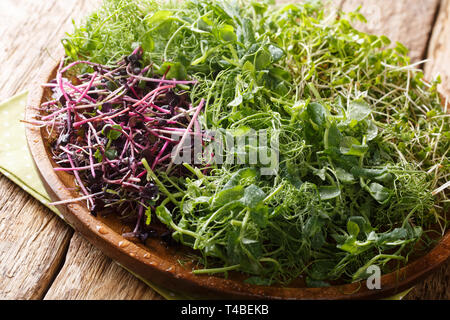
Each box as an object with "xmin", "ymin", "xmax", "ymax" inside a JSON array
[{"xmin": 0, "ymin": 0, "xmax": 448, "ymax": 300}]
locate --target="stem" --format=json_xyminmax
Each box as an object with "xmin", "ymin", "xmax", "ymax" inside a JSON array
[{"xmin": 192, "ymin": 264, "xmax": 241, "ymax": 275}]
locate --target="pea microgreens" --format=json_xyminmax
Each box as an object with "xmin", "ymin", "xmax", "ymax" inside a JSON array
[{"xmin": 54, "ymin": 0, "xmax": 449, "ymax": 286}]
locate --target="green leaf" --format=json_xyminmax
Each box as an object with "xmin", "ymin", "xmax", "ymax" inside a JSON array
[
  {"xmin": 319, "ymin": 186, "xmax": 341, "ymax": 200},
  {"xmin": 327, "ymin": 122, "xmax": 342, "ymax": 148},
  {"xmin": 241, "ymin": 184, "xmax": 266, "ymax": 208},
  {"xmin": 223, "ymin": 167, "xmax": 259, "ymax": 190},
  {"xmin": 395, "ymin": 41, "xmax": 409, "ymax": 55},
  {"xmin": 347, "ymin": 220, "xmax": 360, "ymax": 237},
  {"xmin": 341, "ymin": 144, "xmax": 368, "ymax": 157},
  {"xmin": 102, "ymin": 124, "xmax": 122, "ymax": 140},
  {"xmin": 335, "ymin": 167, "xmax": 355, "ymax": 183},
  {"xmin": 218, "ymin": 24, "xmax": 237, "ymax": 42},
  {"xmin": 228, "ymin": 94, "xmax": 243, "ymax": 107},
  {"xmin": 347, "ymin": 100, "xmax": 371, "ymax": 122},
  {"xmin": 251, "ymin": 1, "xmax": 269, "ymax": 15},
  {"xmin": 105, "ymin": 148, "xmax": 117, "ymax": 160},
  {"xmin": 197, "ymin": 16, "xmax": 213, "ymax": 32},
  {"xmin": 374, "ymin": 172, "xmax": 394, "ymax": 184},
  {"xmin": 366, "ymin": 120, "xmax": 378, "ymax": 141},
  {"xmin": 146, "ymin": 10, "xmax": 173, "ymax": 26},
  {"xmin": 156, "ymin": 61, "xmax": 187, "ymax": 80},
  {"xmin": 376, "ymin": 228, "xmax": 408, "ymax": 245},
  {"xmin": 340, "ymin": 136, "xmax": 368, "ymax": 156},
  {"xmin": 141, "ymin": 33, "xmax": 154, "ymax": 52},
  {"xmin": 348, "ymin": 216, "xmax": 372, "ymax": 234},
  {"xmin": 145, "ymin": 206, "xmax": 152, "ymax": 225},
  {"xmin": 250, "ymin": 204, "xmax": 269, "ymax": 228},
  {"xmin": 307, "ymin": 102, "xmax": 327, "ymax": 129},
  {"xmin": 337, "ymin": 236, "xmax": 358, "ymax": 254},
  {"xmin": 268, "ymin": 44, "xmax": 284, "ymax": 62},
  {"xmin": 269, "ymin": 67, "xmax": 292, "ymax": 82},
  {"xmin": 303, "ymin": 214, "xmax": 327, "ymax": 238},
  {"xmin": 351, "ymin": 167, "xmax": 387, "ymax": 179},
  {"xmin": 312, "ymin": 167, "xmax": 326, "ymax": 181},
  {"xmin": 254, "ymin": 48, "xmax": 272, "ymax": 70},
  {"xmin": 380, "ymin": 35, "xmax": 391, "ymax": 46},
  {"xmin": 237, "ymin": 18, "xmax": 255, "ymax": 45},
  {"xmin": 212, "ymin": 185, "xmax": 244, "ymax": 208},
  {"xmin": 155, "ymin": 205, "xmax": 172, "ymax": 226},
  {"xmin": 94, "ymin": 148, "xmax": 103, "ymax": 162},
  {"xmin": 367, "ymin": 182, "xmax": 391, "ymax": 204}
]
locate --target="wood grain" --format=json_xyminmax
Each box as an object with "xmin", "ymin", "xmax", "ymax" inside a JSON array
[
  {"xmin": 44, "ymin": 233, "xmax": 162, "ymax": 300},
  {"xmin": 0, "ymin": 0, "xmax": 162, "ymax": 300},
  {"xmin": 404, "ymin": 261, "xmax": 450, "ymax": 300},
  {"xmin": 340, "ymin": 0, "xmax": 441, "ymax": 62},
  {"xmin": 0, "ymin": 176, "xmax": 72, "ymax": 299},
  {"xmin": 425, "ymin": 0, "xmax": 450, "ymax": 98},
  {"xmin": 0, "ymin": 0, "xmax": 97, "ymax": 300},
  {"xmin": 0, "ymin": 0, "xmax": 98, "ymax": 100}
]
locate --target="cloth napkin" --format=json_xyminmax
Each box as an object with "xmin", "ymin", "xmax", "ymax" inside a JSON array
[{"xmin": 0, "ymin": 91, "xmax": 411, "ymax": 300}]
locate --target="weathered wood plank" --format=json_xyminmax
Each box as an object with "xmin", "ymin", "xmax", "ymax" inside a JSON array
[
  {"xmin": 0, "ymin": 0, "xmax": 101, "ymax": 300},
  {"xmin": 0, "ymin": 0, "xmax": 99, "ymax": 100},
  {"xmin": 44, "ymin": 232, "xmax": 162, "ymax": 300},
  {"xmin": 0, "ymin": 176, "xmax": 73, "ymax": 299},
  {"xmin": 340, "ymin": 0, "xmax": 440, "ymax": 62},
  {"xmin": 425, "ymin": 0, "xmax": 450, "ymax": 98}
]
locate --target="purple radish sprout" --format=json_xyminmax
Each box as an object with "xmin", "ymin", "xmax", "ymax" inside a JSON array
[{"xmin": 35, "ymin": 48, "xmax": 206, "ymax": 242}]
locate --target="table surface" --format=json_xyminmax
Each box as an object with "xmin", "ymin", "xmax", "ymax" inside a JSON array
[{"xmin": 0, "ymin": 0, "xmax": 449, "ymax": 300}]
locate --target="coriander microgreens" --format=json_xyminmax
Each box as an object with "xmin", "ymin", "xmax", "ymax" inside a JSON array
[{"xmin": 62, "ymin": 0, "xmax": 449, "ymax": 286}]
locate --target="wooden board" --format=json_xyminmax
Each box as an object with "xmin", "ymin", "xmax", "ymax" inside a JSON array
[
  {"xmin": 0, "ymin": 0, "xmax": 448, "ymax": 300},
  {"xmin": 340, "ymin": 0, "xmax": 441, "ymax": 62},
  {"xmin": 425, "ymin": 0, "xmax": 450, "ymax": 98}
]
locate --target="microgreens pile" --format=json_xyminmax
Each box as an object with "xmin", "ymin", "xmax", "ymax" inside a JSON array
[
  {"xmin": 35, "ymin": 46, "xmax": 205, "ymax": 241},
  {"xmin": 41, "ymin": 0, "xmax": 450, "ymax": 286}
]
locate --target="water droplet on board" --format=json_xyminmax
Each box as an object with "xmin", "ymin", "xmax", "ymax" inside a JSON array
[
  {"xmin": 96, "ymin": 225, "xmax": 108, "ymax": 234},
  {"xmin": 129, "ymin": 252, "xmax": 136, "ymax": 257},
  {"xmin": 143, "ymin": 253, "xmax": 150, "ymax": 259},
  {"xmin": 118, "ymin": 240, "xmax": 129, "ymax": 248}
]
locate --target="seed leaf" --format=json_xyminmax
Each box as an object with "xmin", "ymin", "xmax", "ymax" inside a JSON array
[
  {"xmin": 319, "ymin": 185, "xmax": 341, "ymax": 200},
  {"xmin": 347, "ymin": 100, "xmax": 371, "ymax": 122}
]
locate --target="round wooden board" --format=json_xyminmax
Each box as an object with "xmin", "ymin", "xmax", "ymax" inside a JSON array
[{"xmin": 24, "ymin": 58, "xmax": 450, "ymax": 300}]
